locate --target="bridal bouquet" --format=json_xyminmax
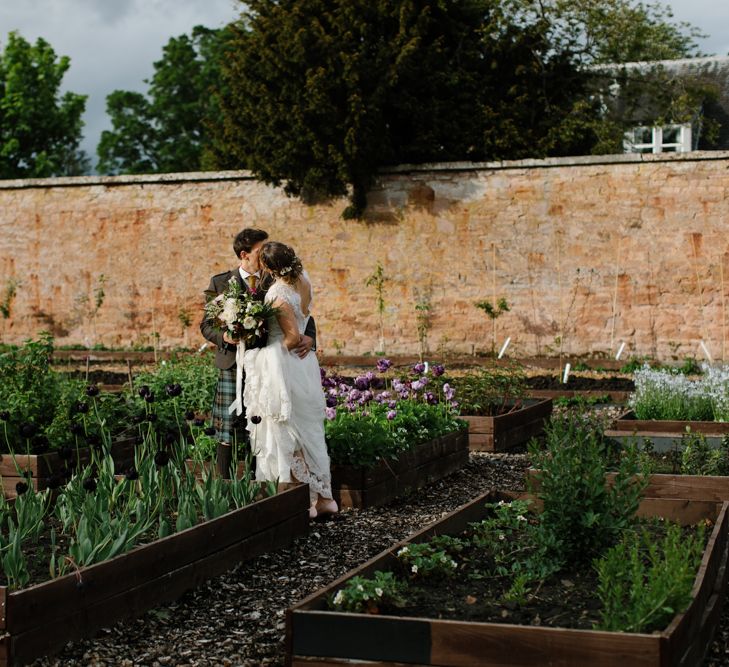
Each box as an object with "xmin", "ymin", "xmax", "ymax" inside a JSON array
[{"xmin": 204, "ymin": 277, "xmax": 276, "ymax": 349}]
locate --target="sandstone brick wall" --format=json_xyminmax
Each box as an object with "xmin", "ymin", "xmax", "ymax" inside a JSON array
[{"xmin": 1, "ymin": 151, "xmax": 729, "ymax": 362}]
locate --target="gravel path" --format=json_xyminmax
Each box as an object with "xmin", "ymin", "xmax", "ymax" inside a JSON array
[{"xmin": 30, "ymin": 452, "xmax": 729, "ymax": 667}]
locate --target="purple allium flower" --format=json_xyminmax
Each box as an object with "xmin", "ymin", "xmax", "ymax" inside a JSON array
[
  {"xmin": 75, "ymin": 401, "xmax": 89, "ymax": 414},
  {"xmin": 320, "ymin": 367, "xmax": 327, "ymax": 380},
  {"xmin": 20, "ymin": 422, "xmax": 35, "ymax": 438},
  {"xmin": 392, "ymin": 379, "xmax": 404, "ymax": 392},
  {"xmin": 184, "ymin": 410, "xmax": 195, "ymax": 421},
  {"xmin": 144, "ymin": 392, "xmax": 156, "ymax": 404},
  {"xmin": 388, "ymin": 400, "xmax": 397, "ymax": 409},
  {"xmin": 348, "ymin": 389, "xmax": 362, "ymax": 402},
  {"xmin": 325, "ymin": 407, "xmax": 337, "ymax": 420},
  {"xmin": 365, "ymin": 371, "xmax": 375, "ymax": 382},
  {"xmin": 443, "ymin": 383, "xmax": 455, "ymax": 401},
  {"xmin": 450, "ymin": 401, "xmax": 459, "ymax": 410},
  {"xmin": 361, "ymin": 390, "xmax": 374, "ymax": 403},
  {"xmin": 412, "ymin": 362, "xmax": 426, "ymax": 375},
  {"xmin": 411, "ymin": 379, "xmax": 424, "ymax": 391},
  {"xmin": 86, "ymin": 385, "xmax": 100, "ymax": 397},
  {"xmin": 376, "ymin": 358, "xmax": 392, "ymax": 372},
  {"xmin": 138, "ymin": 385, "xmax": 150, "ymax": 398},
  {"xmin": 346, "ymin": 401, "xmax": 357, "ymax": 412},
  {"xmin": 386, "ymin": 410, "xmax": 397, "ymax": 420},
  {"xmin": 425, "ymin": 391, "xmax": 438, "ymax": 405},
  {"xmin": 0, "ymin": 410, "xmax": 9, "ymax": 421},
  {"xmin": 326, "ymin": 396, "xmax": 338, "ymax": 408},
  {"xmin": 204, "ymin": 426, "xmax": 217, "ymax": 436},
  {"xmin": 193, "ymin": 418, "xmax": 205, "ymax": 427},
  {"xmin": 432, "ymin": 364, "xmax": 445, "ymax": 377},
  {"xmin": 250, "ymin": 415, "xmax": 262, "ymax": 424},
  {"xmin": 15, "ymin": 481, "xmax": 28, "ymax": 495},
  {"xmin": 125, "ymin": 467, "xmax": 139, "ymax": 481},
  {"xmin": 354, "ymin": 376, "xmax": 370, "ymax": 391},
  {"xmin": 165, "ymin": 383, "xmax": 182, "ymax": 397},
  {"xmin": 399, "ymin": 390, "xmax": 410, "ymax": 399}
]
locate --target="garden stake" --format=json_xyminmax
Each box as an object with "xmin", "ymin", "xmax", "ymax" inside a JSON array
[
  {"xmin": 721, "ymin": 259, "xmax": 726, "ymax": 362},
  {"xmin": 562, "ymin": 363, "xmax": 571, "ymax": 384},
  {"xmin": 498, "ymin": 337, "xmax": 511, "ymax": 359},
  {"xmin": 615, "ymin": 341, "xmax": 626, "ymax": 360},
  {"xmin": 609, "ymin": 235, "xmax": 621, "ymax": 353},
  {"xmin": 690, "ymin": 233, "xmax": 708, "ymax": 342}
]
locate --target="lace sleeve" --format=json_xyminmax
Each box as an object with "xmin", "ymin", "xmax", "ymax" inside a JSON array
[{"xmin": 265, "ymin": 281, "xmax": 298, "ymax": 307}]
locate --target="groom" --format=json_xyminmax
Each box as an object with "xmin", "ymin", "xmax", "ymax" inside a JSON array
[{"xmin": 200, "ymin": 227, "xmax": 317, "ymax": 477}]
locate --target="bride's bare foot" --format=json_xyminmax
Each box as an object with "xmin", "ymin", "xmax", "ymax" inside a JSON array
[
  {"xmin": 308, "ymin": 503, "xmax": 318, "ymax": 519},
  {"xmin": 315, "ymin": 498, "xmax": 338, "ymax": 515}
]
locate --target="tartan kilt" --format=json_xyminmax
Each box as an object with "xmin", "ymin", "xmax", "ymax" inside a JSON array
[{"xmin": 212, "ymin": 367, "xmax": 248, "ymax": 444}]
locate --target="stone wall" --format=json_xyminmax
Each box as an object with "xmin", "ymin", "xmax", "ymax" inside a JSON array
[{"xmin": 1, "ymin": 151, "xmax": 729, "ymax": 361}]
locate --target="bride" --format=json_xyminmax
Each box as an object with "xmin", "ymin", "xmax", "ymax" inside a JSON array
[{"xmin": 242, "ymin": 241, "xmax": 338, "ymax": 519}]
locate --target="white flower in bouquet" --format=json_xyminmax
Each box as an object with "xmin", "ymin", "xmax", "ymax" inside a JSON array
[
  {"xmin": 243, "ymin": 315, "xmax": 257, "ymax": 330},
  {"xmin": 221, "ymin": 298, "xmax": 240, "ymax": 326}
]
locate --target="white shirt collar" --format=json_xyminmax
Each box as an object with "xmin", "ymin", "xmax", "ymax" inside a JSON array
[{"xmin": 239, "ymin": 267, "xmax": 260, "ymax": 280}]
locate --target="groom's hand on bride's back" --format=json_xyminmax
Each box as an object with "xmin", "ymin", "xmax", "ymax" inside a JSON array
[{"xmin": 294, "ymin": 335, "xmax": 314, "ymax": 359}]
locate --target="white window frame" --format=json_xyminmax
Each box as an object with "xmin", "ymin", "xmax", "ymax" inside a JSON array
[{"xmin": 623, "ymin": 123, "xmax": 692, "ymax": 154}]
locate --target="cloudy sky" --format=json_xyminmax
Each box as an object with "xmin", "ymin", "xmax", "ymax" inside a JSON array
[{"xmin": 0, "ymin": 0, "xmax": 727, "ymax": 172}]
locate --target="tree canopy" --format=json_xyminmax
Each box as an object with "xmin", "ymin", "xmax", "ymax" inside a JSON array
[
  {"xmin": 97, "ymin": 26, "xmax": 227, "ymax": 175},
  {"xmin": 213, "ymin": 0, "xmax": 620, "ymax": 215},
  {"xmin": 0, "ymin": 32, "xmax": 88, "ymax": 179}
]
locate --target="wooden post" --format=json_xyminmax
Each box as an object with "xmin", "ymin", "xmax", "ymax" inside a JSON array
[{"xmin": 721, "ymin": 259, "xmax": 726, "ymax": 363}]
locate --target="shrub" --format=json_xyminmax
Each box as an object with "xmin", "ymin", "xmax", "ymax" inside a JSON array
[{"xmin": 528, "ymin": 415, "xmax": 647, "ymax": 566}]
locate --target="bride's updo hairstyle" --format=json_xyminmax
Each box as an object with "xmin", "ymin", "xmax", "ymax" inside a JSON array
[{"xmin": 260, "ymin": 241, "xmax": 303, "ymax": 284}]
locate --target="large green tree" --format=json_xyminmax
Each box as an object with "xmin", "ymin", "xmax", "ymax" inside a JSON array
[
  {"xmin": 97, "ymin": 26, "xmax": 227, "ymax": 175},
  {"xmin": 0, "ymin": 32, "xmax": 88, "ymax": 179},
  {"xmin": 213, "ymin": 0, "xmax": 605, "ymax": 216},
  {"xmin": 214, "ymin": 1, "xmax": 490, "ymax": 216}
]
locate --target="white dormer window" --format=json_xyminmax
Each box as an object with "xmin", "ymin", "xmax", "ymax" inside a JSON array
[{"xmin": 623, "ymin": 123, "xmax": 692, "ymax": 153}]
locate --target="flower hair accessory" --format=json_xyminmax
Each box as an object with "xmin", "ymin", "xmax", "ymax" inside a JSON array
[{"xmin": 280, "ymin": 265, "xmax": 293, "ymax": 275}]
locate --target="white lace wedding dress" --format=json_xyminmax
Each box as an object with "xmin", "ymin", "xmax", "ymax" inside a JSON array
[{"xmin": 242, "ymin": 278, "xmax": 333, "ymax": 505}]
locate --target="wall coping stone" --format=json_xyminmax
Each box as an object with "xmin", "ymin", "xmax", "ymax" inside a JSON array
[{"xmin": 2, "ymin": 150, "xmax": 729, "ymax": 190}]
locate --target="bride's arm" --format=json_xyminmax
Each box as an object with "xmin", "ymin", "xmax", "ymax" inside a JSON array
[{"xmin": 272, "ymin": 298, "xmax": 302, "ymax": 351}]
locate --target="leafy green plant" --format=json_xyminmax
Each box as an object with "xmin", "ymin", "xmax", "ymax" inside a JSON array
[
  {"xmin": 474, "ymin": 297, "xmax": 510, "ymax": 357},
  {"xmin": 450, "ymin": 364, "xmax": 527, "ymax": 416},
  {"xmin": 414, "ymin": 288, "xmax": 432, "ymax": 362},
  {"xmin": 365, "ymin": 262, "xmax": 388, "ymax": 354},
  {"xmin": 680, "ymin": 430, "xmax": 729, "ymax": 476},
  {"xmin": 528, "ymin": 415, "xmax": 648, "ymax": 566},
  {"xmin": 594, "ymin": 521, "xmax": 705, "ymax": 633},
  {"xmin": 0, "ymin": 278, "xmax": 19, "ymax": 319},
  {"xmin": 396, "ymin": 542, "xmax": 458, "ymax": 579},
  {"xmin": 329, "ymin": 571, "xmax": 408, "ymax": 614}
]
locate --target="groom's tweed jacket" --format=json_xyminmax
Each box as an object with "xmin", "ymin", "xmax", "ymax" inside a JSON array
[{"xmin": 200, "ymin": 269, "xmax": 316, "ymax": 370}]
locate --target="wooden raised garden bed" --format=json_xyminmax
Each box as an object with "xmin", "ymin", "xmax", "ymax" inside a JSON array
[
  {"xmin": 0, "ymin": 437, "xmax": 138, "ymax": 499},
  {"xmin": 0, "ymin": 484, "xmax": 309, "ymax": 666},
  {"xmin": 286, "ymin": 489, "xmax": 729, "ymax": 667},
  {"xmin": 527, "ymin": 467, "xmax": 729, "ymax": 505},
  {"xmin": 461, "ymin": 398, "xmax": 552, "ymax": 452},
  {"xmin": 607, "ymin": 409, "xmax": 729, "ymax": 438},
  {"xmin": 331, "ymin": 428, "xmax": 469, "ymax": 509}
]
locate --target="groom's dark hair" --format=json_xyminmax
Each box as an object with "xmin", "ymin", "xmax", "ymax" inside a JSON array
[{"xmin": 234, "ymin": 228, "xmax": 268, "ymax": 258}]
